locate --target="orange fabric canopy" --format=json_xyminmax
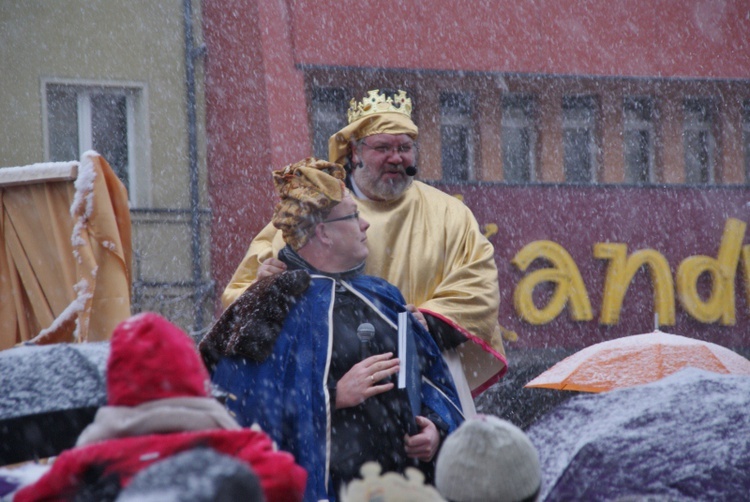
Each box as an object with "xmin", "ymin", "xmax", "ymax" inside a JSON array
[
  {"xmin": 0, "ymin": 152, "xmax": 132, "ymax": 349},
  {"xmin": 525, "ymin": 330, "xmax": 750, "ymax": 393}
]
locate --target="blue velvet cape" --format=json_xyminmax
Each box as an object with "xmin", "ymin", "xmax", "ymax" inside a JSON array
[{"xmin": 212, "ymin": 273, "xmax": 464, "ymax": 502}]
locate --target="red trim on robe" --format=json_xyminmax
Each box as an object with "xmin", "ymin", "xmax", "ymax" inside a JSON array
[{"xmin": 419, "ymin": 308, "xmax": 508, "ymax": 397}]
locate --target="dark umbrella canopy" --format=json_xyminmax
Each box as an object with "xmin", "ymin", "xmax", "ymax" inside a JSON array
[
  {"xmin": 0, "ymin": 342, "xmax": 108, "ymax": 464},
  {"xmin": 526, "ymin": 368, "xmax": 750, "ymax": 502}
]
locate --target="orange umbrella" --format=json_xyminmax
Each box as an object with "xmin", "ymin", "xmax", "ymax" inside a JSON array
[{"xmin": 525, "ymin": 330, "xmax": 750, "ymax": 393}]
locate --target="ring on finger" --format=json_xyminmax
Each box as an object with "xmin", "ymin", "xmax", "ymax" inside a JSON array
[{"xmin": 370, "ymin": 374, "xmax": 375, "ymax": 383}]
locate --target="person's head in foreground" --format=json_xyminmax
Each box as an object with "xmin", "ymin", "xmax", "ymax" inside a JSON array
[
  {"xmin": 329, "ymin": 88, "xmax": 418, "ymax": 202},
  {"xmin": 116, "ymin": 448, "xmax": 265, "ymax": 502},
  {"xmin": 435, "ymin": 415, "xmax": 541, "ymax": 502},
  {"xmin": 104, "ymin": 311, "xmax": 211, "ymax": 407},
  {"xmin": 14, "ymin": 312, "xmax": 307, "ymax": 502},
  {"xmin": 271, "ymin": 157, "xmax": 369, "ymax": 273},
  {"xmin": 340, "ymin": 462, "xmax": 446, "ymax": 502}
]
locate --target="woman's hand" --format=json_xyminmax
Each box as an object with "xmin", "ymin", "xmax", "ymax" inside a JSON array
[
  {"xmin": 404, "ymin": 416, "xmax": 440, "ymax": 462},
  {"xmin": 335, "ymin": 352, "xmax": 400, "ymax": 409}
]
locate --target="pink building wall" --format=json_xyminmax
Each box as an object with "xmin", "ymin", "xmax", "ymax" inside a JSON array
[{"xmin": 203, "ymin": 0, "xmax": 750, "ymax": 348}]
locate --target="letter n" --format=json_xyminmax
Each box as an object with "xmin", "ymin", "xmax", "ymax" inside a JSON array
[{"xmin": 594, "ymin": 243, "xmax": 675, "ymax": 325}]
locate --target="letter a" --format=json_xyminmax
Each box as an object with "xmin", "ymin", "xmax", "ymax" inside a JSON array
[{"xmin": 512, "ymin": 240, "xmax": 593, "ymax": 325}]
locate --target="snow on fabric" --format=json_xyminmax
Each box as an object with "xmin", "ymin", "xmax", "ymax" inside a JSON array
[
  {"xmin": 0, "ymin": 342, "xmax": 107, "ymax": 418},
  {"xmin": 527, "ymin": 368, "xmax": 750, "ymax": 501},
  {"xmin": 1, "ymin": 152, "xmax": 131, "ymax": 347},
  {"xmin": 0, "ymin": 161, "xmax": 77, "ymax": 187},
  {"xmin": 70, "ymin": 151, "xmax": 98, "ymax": 256},
  {"xmin": 32, "ymin": 279, "xmax": 92, "ymax": 343},
  {"xmin": 525, "ymin": 330, "xmax": 750, "ymax": 392}
]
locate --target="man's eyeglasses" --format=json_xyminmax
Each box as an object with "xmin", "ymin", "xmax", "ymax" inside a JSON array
[
  {"xmin": 322, "ymin": 211, "xmax": 359, "ymax": 224},
  {"xmin": 360, "ymin": 141, "xmax": 415, "ymax": 156}
]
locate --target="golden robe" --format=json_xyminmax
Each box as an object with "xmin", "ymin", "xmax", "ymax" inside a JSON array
[{"xmin": 222, "ymin": 181, "xmax": 507, "ymax": 394}]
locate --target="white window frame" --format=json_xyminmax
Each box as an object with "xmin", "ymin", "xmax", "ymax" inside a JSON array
[
  {"xmin": 310, "ymin": 87, "xmax": 349, "ymax": 160},
  {"xmin": 440, "ymin": 91, "xmax": 476, "ymax": 182},
  {"xmin": 682, "ymin": 97, "xmax": 716, "ymax": 185},
  {"xmin": 623, "ymin": 96, "xmax": 656, "ymax": 184},
  {"xmin": 41, "ymin": 78, "xmax": 151, "ymax": 207},
  {"xmin": 562, "ymin": 95, "xmax": 599, "ymax": 183},
  {"xmin": 501, "ymin": 94, "xmax": 537, "ymax": 182}
]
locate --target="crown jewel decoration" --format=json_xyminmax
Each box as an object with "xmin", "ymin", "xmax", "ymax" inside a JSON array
[{"xmin": 347, "ymin": 89, "xmax": 413, "ymax": 124}]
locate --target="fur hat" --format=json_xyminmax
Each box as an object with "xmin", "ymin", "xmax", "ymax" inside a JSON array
[
  {"xmin": 117, "ymin": 448, "xmax": 265, "ymax": 502},
  {"xmin": 435, "ymin": 415, "xmax": 541, "ymax": 502},
  {"xmin": 271, "ymin": 157, "xmax": 346, "ymax": 250},
  {"xmin": 107, "ymin": 312, "xmax": 209, "ymax": 406}
]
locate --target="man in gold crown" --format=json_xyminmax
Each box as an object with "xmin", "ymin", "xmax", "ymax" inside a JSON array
[{"xmin": 222, "ymin": 89, "xmax": 507, "ymax": 415}]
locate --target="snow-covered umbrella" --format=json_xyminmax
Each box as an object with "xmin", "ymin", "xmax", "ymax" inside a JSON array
[
  {"xmin": 525, "ymin": 330, "xmax": 750, "ymax": 393},
  {"xmin": 0, "ymin": 342, "xmax": 108, "ymax": 465},
  {"xmin": 527, "ymin": 368, "xmax": 750, "ymax": 501}
]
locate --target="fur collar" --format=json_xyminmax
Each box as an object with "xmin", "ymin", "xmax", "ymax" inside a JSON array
[{"xmin": 199, "ymin": 270, "xmax": 311, "ymax": 369}]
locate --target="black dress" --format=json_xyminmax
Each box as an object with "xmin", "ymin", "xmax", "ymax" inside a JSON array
[
  {"xmin": 328, "ymin": 283, "xmax": 417, "ymax": 492},
  {"xmin": 277, "ymin": 246, "xmax": 444, "ymax": 492}
]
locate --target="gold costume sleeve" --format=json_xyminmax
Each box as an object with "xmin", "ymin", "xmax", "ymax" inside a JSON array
[
  {"xmin": 221, "ymin": 222, "xmax": 286, "ymax": 308},
  {"xmin": 356, "ymin": 182, "xmax": 505, "ymax": 360},
  {"xmin": 416, "ymin": 203, "xmax": 505, "ymax": 354}
]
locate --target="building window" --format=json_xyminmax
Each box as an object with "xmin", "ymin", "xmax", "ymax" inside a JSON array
[
  {"xmin": 562, "ymin": 95, "xmax": 598, "ymax": 183},
  {"xmin": 683, "ymin": 98, "xmax": 715, "ymax": 184},
  {"xmin": 44, "ymin": 82, "xmax": 147, "ymax": 205},
  {"xmin": 311, "ymin": 87, "xmax": 349, "ymax": 161},
  {"xmin": 440, "ymin": 92, "xmax": 475, "ymax": 182},
  {"xmin": 743, "ymin": 100, "xmax": 750, "ymax": 183},
  {"xmin": 501, "ymin": 95, "xmax": 536, "ymax": 182},
  {"xmin": 623, "ymin": 97, "xmax": 655, "ymax": 184}
]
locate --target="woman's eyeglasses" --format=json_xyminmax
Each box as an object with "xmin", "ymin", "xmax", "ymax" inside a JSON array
[{"xmin": 322, "ymin": 211, "xmax": 360, "ymax": 223}]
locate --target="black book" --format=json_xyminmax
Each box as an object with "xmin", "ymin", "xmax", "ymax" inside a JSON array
[{"xmin": 398, "ymin": 311, "xmax": 421, "ymax": 435}]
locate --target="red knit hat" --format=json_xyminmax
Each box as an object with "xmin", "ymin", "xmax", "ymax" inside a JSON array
[{"xmin": 107, "ymin": 312, "xmax": 210, "ymax": 406}]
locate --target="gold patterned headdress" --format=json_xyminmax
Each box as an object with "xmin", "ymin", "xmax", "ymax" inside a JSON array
[
  {"xmin": 271, "ymin": 158, "xmax": 346, "ymax": 250},
  {"xmin": 329, "ymin": 89, "xmax": 419, "ymax": 166}
]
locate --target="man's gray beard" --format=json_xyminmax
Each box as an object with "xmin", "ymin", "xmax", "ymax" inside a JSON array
[{"xmin": 355, "ymin": 168, "xmax": 413, "ymax": 201}]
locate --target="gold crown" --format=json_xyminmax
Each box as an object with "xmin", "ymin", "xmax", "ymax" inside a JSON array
[{"xmin": 347, "ymin": 89, "xmax": 413, "ymax": 124}]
